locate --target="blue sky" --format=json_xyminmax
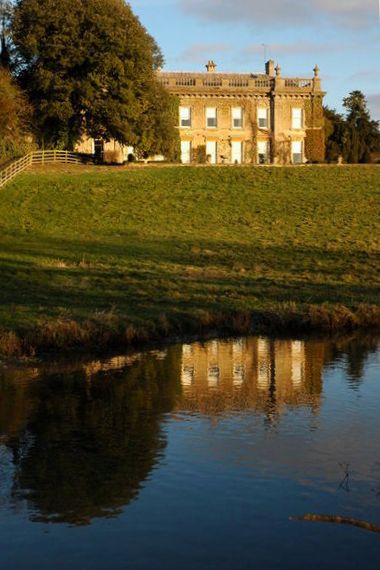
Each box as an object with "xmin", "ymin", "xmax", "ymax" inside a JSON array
[{"xmin": 132, "ymin": 0, "xmax": 380, "ymax": 120}]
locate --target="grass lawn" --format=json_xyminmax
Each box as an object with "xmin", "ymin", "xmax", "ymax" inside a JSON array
[{"xmin": 0, "ymin": 164, "xmax": 379, "ymax": 356}]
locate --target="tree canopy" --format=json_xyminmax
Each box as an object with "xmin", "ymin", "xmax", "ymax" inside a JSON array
[
  {"xmin": 325, "ymin": 91, "xmax": 380, "ymax": 163},
  {"xmin": 0, "ymin": 68, "xmax": 34, "ymax": 164},
  {"xmin": 12, "ymin": 0, "xmax": 179, "ymax": 155},
  {"xmin": 0, "ymin": 0, "xmax": 12, "ymax": 69}
]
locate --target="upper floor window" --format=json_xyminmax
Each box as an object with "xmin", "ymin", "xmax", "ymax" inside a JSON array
[
  {"xmin": 258, "ymin": 107, "xmax": 269, "ymax": 129},
  {"xmin": 206, "ymin": 107, "xmax": 217, "ymax": 128},
  {"xmin": 292, "ymin": 108, "xmax": 303, "ymax": 129},
  {"xmin": 232, "ymin": 107, "xmax": 243, "ymax": 128},
  {"xmin": 180, "ymin": 106, "xmax": 191, "ymax": 128}
]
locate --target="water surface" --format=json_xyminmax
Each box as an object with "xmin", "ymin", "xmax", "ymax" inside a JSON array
[{"xmin": 0, "ymin": 335, "xmax": 380, "ymax": 569}]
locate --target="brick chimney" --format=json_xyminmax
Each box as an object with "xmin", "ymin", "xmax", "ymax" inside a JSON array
[
  {"xmin": 206, "ymin": 60, "xmax": 217, "ymax": 73},
  {"xmin": 265, "ymin": 59, "xmax": 275, "ymax": 77}
]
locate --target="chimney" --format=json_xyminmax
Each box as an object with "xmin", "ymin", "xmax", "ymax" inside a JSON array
[
  {"xmin": 206, "ymin": 60, "xmax": 217, "ymax": 73},
  {"xmin": 265, "ymin": 59, "xmax": 275, "ymax": 77}
]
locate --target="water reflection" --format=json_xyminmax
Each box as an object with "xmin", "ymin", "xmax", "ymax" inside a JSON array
[
  {"xmin": 180, "ymin": 337, "xmax": 324, "ymax": 418},
  {"xmin": 0, "ymin": 349, "xmax": 181, "ymax": 525},
  {"xmin": 0, "ymin": 334, "xmax": 378, "ymax": 528}
]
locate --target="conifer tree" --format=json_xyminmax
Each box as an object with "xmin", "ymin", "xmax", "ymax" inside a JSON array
[{"xmin": 343, "ymin": 91, "xmax": 380, "ymax": 163}]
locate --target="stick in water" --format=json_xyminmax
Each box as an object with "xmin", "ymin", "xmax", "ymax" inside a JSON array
[{"xmin": 290, "ymin": 514, "xmax": 380, "ymax": 534}]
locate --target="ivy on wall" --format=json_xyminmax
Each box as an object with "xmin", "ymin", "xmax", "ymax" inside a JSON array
[{"xmin": 304, "ymin": 96, "xmax": 325, "ymax": 162}]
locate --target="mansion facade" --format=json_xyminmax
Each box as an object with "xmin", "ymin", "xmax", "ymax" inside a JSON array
[{"xmin": 158, "ymin": 60, "xmax": 325, "ymax": 165}]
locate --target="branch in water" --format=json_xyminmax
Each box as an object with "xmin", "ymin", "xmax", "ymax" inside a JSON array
[{"xmin": 290, "ymin": 514, "xmax": 380, "ymax": 534}]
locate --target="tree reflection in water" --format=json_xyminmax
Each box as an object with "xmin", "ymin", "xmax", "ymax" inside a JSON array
[
  {"xmin": 2, "ymin": 348, "xmax": 181, "ymax": 525},
  {"xmin": 0, "ymin": 334, "xmax": 378, "ymax": 526}
]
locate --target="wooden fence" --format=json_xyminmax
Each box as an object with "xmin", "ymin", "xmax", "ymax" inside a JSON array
[{"xmin": 0, "ymin": 150, "xmax": 83, "ymax": 189}]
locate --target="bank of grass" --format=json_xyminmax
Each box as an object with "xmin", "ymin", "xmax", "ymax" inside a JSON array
[{"xmin": 0, "ymin": 164, "xmax": 379, "ymax": 358}]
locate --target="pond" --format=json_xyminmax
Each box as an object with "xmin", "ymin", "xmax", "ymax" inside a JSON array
[{"xmin": 0, "ymin": 334, "xmax": 380, "ymax": 569}]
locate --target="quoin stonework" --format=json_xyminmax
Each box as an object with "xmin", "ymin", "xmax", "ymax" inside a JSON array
[{"xmin": 158, "ymin": 60, "xmax": 325, "ymax": 165}]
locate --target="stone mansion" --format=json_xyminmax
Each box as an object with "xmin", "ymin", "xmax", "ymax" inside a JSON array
[
  {"xmin": 77, "ymin": 60, "xmax": 325, "ymax": 165},
  {"xmin": 158, "ymin": 60, "xmax": 325, "ymax": 165}
]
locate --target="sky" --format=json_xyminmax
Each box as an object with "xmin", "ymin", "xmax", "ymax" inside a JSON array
[{"xmin": 132, "ymin": 0, "xmax": 380, "ymax": 121}]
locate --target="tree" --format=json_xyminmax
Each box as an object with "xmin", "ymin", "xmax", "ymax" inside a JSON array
[
  {"xmin": 135, "ymin": 82, "xmax": 180, "ymax": 161},
  {"xmin": 324, "ymin": 107, "xmax": 348, "ymax": 163},
  {"xmin": 324, "ymin": 94, "xmax": 380, "ymax": 163},
  {"xmin": 0, "ymin": 0, "xmax": 12, "ymax": 69},
  {"xmin": 343, "ymin": 91, "xmax": 380, "ymax": 163},
  {"xmin": 0, "ymin": 68, "xmax": 33, "ymax": 164},
  {"xmin": 12, "ymin": 0, "xmax": 179, "ymax": 155}
]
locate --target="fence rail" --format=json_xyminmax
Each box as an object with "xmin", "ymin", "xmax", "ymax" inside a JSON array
[{"xmin": 0, "ymin": 150, "xmax": 83, "ymax": 188}]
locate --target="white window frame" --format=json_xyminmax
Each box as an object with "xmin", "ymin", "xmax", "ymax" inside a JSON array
[
  {"xmin": 206, "ymin": 107, "xmax": 217, "ymax": 128},
  {"xmin": 258, "ymin": 107, "xmax": 269, "ymax": 129},
  {"xmin": 180, "ymin": 140, "xmax": 192, "ymax": 164},
  {"xmin": 292, "ymin": 141, "xmax": 303, "ymax": 164},
  {"xmin": 206, "ymin": 140, "xmax": 217, "ymax": 164},
  {"xmin": 232, "ymin": 107, "xmax": 243, "ymax": 129},
  {"xmin": 180, "ymin": 106, "xmax": 191, "ymax": 128},
  {"xmin": 292, "ymin": 107, "xmax": 303, "ymax": 130},
  {"xmin": 257, "ymin": 141, "xmax": 269, "ymax": 164},
  {"xmin": 231, "ymin": 141, "xmax": 243, "ymax": 164}
]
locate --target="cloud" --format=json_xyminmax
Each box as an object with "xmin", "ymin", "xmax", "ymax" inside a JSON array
[
  {"xmin": 241, "ymin": 40, "xmax": 351, "ymax": 58},
  {"xmin": 180, "ymin": 0, "xmax": 378, "ymax": 29},
  {"xmin": 367, "ymin": 93, "xmax": 380, "ymax": 121},
  {"xmin": 181, "ymin": 42, "xmax": 231, "ymax": 63}
]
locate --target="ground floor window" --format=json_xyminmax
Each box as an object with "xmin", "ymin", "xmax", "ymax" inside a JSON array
[
  {"xmin": 231, "ymin": 141, "xmax": 243, "ymax": 164},
  {"xmin": 257, "ymin": 141, "xmax": 269, "ymax": 164},
  {"xmin": 292, "ymin": 141, "xmax": 303, "ymax": 164},
  {"xmin": 206, "ymin": 141, "xmax": 217, "ymax": 164},
  {"xmin": 181, "ymin": 140, "xmax": 192, "ymax": 164},
  {"xmin": 94, "ymin": 139, "xmax": 104, "ymax": 162}
]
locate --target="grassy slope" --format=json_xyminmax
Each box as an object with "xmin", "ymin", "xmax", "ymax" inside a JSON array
[{"xmin": 0, "ymin": 165, "xmax": 379, "ymax": 355}]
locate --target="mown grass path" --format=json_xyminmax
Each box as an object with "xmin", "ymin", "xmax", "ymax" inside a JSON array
[{"xmin": 0, "ymin": 165, "xmax": 379, "ymax": 356}]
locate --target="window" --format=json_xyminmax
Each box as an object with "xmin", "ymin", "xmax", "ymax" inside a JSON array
[
  {"xmin": 292, "ymin": 141, "xmax": 303, "ymax": 164},
  {"xmin": 231, "ymin": 141, "xmax": 243, "ymax": 164},
  {"xmin": 181, "ymin": 140, "xmax": 192, "ymax": 164},
  {"xmin": 258, "ymin": 107, "xmax": 269, "ymax": 129},
  {"xmin": 257, "ymin": 141, "xmax": 269, "ymax": 164},
  {"xmin": 206, "ymin": 140, "xmax": 217, "ymax": 164},
  {"xmin": 232, "ymin": 107, "xmax": 243, "ymax": 128},
  {"xmin": 292, "ymin": 107, "xmax": 303, "ymax": 129},
  {"xmin": 206, "ymin": 107, "xmax": 217, "ymax": 128},
  {"xmin": 180, "ymin": 106, "xmax": 191, "ymax": 128}
]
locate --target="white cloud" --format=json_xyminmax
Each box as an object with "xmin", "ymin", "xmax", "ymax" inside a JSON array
[
  {"xmin": 181, "ymin": 0, "xmax": 377, "ymax": 29},
  {"xmin": 241, "ymin": 40, "xmax": 351, "ymax": 58},
  {"xmin": 181, "ymin": 42, "xmax": 231, "ymax": 63},
  {"xmin": 367, "ymin": 93, "xmax": 380, "ymax": 121}
]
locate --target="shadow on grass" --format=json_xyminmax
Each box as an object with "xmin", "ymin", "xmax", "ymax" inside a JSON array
[{"xmin": 0, "ymin": 232, "xmax": 378, "ymax": 326}]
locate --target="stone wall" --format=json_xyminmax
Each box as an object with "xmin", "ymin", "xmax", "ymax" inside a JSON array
[{"xmin": 160, "ymin": 61, "xmax": 326, "ymax": 165}]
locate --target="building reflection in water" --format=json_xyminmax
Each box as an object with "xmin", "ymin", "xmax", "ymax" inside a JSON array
[{"xmin": 180, "ymin": 338, "xmax": 323, "ymax": 418}]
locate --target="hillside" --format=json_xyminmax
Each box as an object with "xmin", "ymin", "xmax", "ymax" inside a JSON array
[{"xmin": 0, "ymin": 165, "xmax": 379, "ymax": 357}]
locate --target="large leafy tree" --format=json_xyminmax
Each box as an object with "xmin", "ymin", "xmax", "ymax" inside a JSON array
[
  {"xmin": 0, "ymin": 68, "xmax": 34, "ymax": 164},
  {"xmin": 0, "ymin": 0, "xmax": 12, "ymax": 69},
  {"xmin": 12, "ymin": 0, "xmax": 179, "ymax": 155},
  {"xmin": 135, "ymin": 81, "xmax": 180, "ymax": 161}
]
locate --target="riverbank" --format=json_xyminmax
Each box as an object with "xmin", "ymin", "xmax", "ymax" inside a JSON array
[{"xmin": 0, "ymin": 165, "xmax": 379, "ymax": 359}]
